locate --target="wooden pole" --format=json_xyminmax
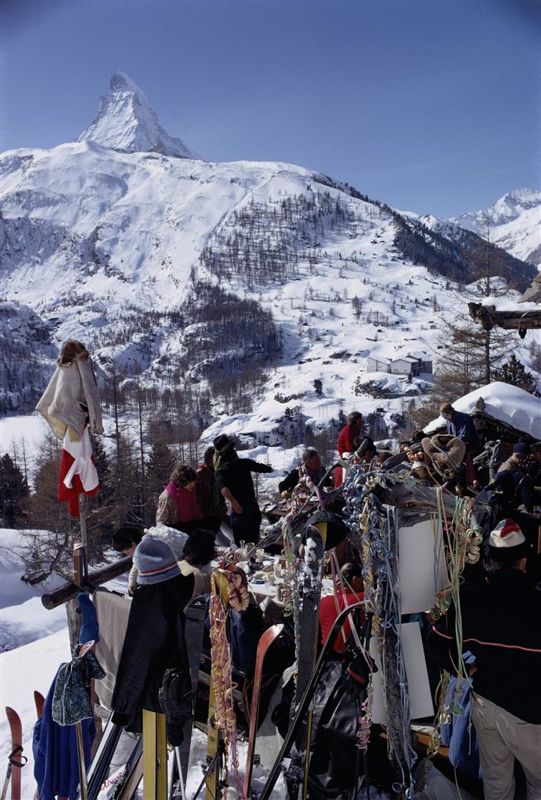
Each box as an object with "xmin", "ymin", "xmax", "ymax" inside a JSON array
[{"xmin": 42, "ymin": 556, "xmax": 133, "ymax": 609}]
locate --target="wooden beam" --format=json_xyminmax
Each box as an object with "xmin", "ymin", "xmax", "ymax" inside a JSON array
[
  {"xmin": 469, "ymin": 303, "xmax": 541, "ymax": 332},
  {"xmin": 41, "ymin": 555, "xmax": 132, "ymax": 609}
]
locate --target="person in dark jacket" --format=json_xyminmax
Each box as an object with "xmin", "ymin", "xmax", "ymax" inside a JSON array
[
  {"xmin": 439, "ymin": 403, "xmax": 480, "ymax": 449},
  {"xmin": 196, "ymin": 446, "xmax": 228, "ymax": 524},
  {"xmin": 111, "ymin": 535, "xmax": 195, "ymax": 731},
  {"xmin": 427, "ymin": 518, "xmax": 541, "ymax": 800},
  {"xmin": 213, "ymin": 434, "xmax": 273, "ymax": 545},
  {"xmin": 278, "ymin": 448, "xmax": 328, "ymax": 495},
  {"xmin": 440, "ymin": 402, "xmax": 481, "ymax": 488}
]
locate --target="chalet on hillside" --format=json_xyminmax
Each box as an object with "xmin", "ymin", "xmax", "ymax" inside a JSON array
[
  {"xmin": 367, "ymin": 352, "xmax": 432, "ymax": 378},
  {"xmin": 366, "ymin": 356, "xmax": 391, "ymax": 372}
]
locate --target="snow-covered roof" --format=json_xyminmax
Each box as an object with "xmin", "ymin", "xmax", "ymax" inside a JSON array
[
  {"xmin": 424, "ymin": 381, "xmax": 541, "ymax": 439},
  {"xmin": 367, "ymin": 355, "xmax": 391, "ymax": 364},
  {"xmin": 481, "ymin": 297, "xmax": 539, "ymax": 311}
]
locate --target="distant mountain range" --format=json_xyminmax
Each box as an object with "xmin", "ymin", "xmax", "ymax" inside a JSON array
[
  {"xmin": 0, "ymin": 73, "xmax": 538, "ymax": 438},
  {"xmin": 449, "ymin": 187, "xmax": 541, "ymax": 268}
]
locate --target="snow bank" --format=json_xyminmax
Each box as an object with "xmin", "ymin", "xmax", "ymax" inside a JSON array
[
  {"xmin": 0, "ymin": 528, "xmax": 65, "ymax": 652},
  {"xmin": 0, "ymin": 628, "xmax": 70, "ymax": 796}
]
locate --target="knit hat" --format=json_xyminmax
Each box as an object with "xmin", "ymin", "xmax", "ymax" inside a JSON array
[
  {"xmin": 213, "ymin": 434, "xmax": 234, "ymax": 454},
  {"xmin": 488, "ymin": 519, "xmax": 529, "ymax": 563},
  {"xmin": 512, "ymin": 442, "xmax": 530, "ymax": 455},
  {"xmin": 133, "ymin": 535, "xmax": 181, "ymax": 585}
]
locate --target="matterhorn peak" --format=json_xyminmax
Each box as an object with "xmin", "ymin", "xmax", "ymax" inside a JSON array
[{"xmin": 78, "ymin": 72, "xmax": 198, "ymax": 159}]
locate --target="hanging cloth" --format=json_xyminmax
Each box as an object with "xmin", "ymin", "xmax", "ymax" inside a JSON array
[
  {"xmin": 52, "ymin": 650, "xmax": 105, "ymax": 726},
  {"xmin": 57, "ymin": 427, "xmax": 100, "ymax": 516}
]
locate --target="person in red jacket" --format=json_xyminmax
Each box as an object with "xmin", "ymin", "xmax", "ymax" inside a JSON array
[
  {"xmin": 335, "ymin": 411, "xmax": 364, "ymax": 486},
  {"xmin": 319, "ymin": 562, "xmax": 364, "ymax": 653}
]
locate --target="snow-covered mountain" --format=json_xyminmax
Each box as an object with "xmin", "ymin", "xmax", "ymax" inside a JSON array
[
  {"xmin": 78, "ymin": 71, "xmax": 198, "ymax": 159},
  {"xmin": 450, "ymin": 188, "xmax": 541, "ymax": 268},
  {"xmin": 0, "ymin": 74, "xmax": 538, "ymax": 437}
]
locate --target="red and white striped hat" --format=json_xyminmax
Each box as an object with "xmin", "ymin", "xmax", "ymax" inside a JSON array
[{"xmin": 489, "ymin": 519, "xmax": 528, "ymax": 562}]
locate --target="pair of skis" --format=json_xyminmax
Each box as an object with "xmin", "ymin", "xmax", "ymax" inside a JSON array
[
  {"xmin": 203, "ymin": 572, "xmax": 286, "ymax": 800},
  {"xmin": 258, "ymin": 601, "xmax": 366, "ymax": 800},
  {"xmin": 2, "ymin": 692, "xmax": 44, "ymax": 800}
]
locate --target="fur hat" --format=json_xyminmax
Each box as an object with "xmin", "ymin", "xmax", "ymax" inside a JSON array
[
  {"xmin": 488, "ymin": 519, "xmax": 529, "ymax": 563},
  {"xmin": 133, "ymin": 535, "xmax": 181, "ymax": 585},
  {"xmin": 213, "ymin": 434, "xmax": 234, "ymax": 455},
  {"xmin": 421, "ymin": 434, "xmax": 466, "ymax": 479}
]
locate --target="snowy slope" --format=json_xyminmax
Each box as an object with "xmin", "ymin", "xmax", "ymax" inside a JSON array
[
  {"xmin": 0, "ymin": 73, "xmax": 538, "ymax": 439},
  {"xmin": 450, "ymin": 188, "xmax": 541, "ymax": 267}
]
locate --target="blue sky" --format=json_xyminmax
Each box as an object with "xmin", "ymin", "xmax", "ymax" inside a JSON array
[{"xmin": 1, "ymin": 0, "xmax": 539, "ymax": 217}]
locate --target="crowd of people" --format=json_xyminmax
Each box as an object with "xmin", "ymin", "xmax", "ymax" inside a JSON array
[{"xmin": 108, "ymin": 405, "xmax": 541, "ymax": 799}]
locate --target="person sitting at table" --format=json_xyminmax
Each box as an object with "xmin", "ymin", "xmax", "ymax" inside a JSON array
[{"xmin": 278, "ymin": 448, "xmax": 328, "ymax": 496}]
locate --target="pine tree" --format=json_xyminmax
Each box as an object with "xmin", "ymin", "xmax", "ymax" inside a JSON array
[
  {"xmin": 433, "ymin": 224, "xmax": 512, "ymax": 400},
  {"xmin": 0, "ymin": 453, "xmax": 29, "ymax": 526},
  {"xmin": 145, "ymin": 441, "xmax": 176, "ymax": 525},
  {"xmin": 493, "ymin": 354, "xmax": 540, "ymax": 396}
]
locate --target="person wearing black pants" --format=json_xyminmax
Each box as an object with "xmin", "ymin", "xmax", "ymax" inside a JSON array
[{"xmin": 213, "ymin": 434, "xmax": 273, "ymax": 545}]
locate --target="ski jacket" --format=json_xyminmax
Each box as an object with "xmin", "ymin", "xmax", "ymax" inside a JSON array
[
  {"xmin": 337, "ymin": 424, "xmax": 360, "ymax": 457},
  {"xmin": 215, "ymin": 457, "xmax": 272, "ymax": 507},
  {"xmin": 427, "ymin": 568, "xmax": 541, "ymax": 723},
  {"xmin": 33, "ymin": 667, "xmax": 95, "ymax": 800},
  {"xmin": 36, "ymin": 353, "xmax": 103, "ymax": 439},
  {"xmin": 196, "ymin": 463, "xmax": 228, "ymax": 520},
  {"xmin": 111, "ymin": 572, "xmax": 194, "ymax": 728},
  {"xmin": 491, "ymin": 468, "xmax": 540, "ymax": 512},
  {"xmin": 445, "ymin": 411, "xmax": 480, "ymax": 450},
  {"xmin": 278, "ymin": 463, "xmax": 327, "ymax": 494}
]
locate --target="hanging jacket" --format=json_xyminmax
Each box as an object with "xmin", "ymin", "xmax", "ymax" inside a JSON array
[
  {"xmin": 111, "ymin": 572, "xmax": 194, "ymax": 728},
  {"xmin": 33, "ymin": 667, "xmax": 95, "ymax": 800},
  {"xmin": 36, "ymin": 353, "xmax": 103, "ymax": 439}
]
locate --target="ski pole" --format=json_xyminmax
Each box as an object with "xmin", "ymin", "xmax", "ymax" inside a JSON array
[
  {"xmin": 174, "ymin": 748, "xmax": 187, "ymax": 800},
  {"xmin": 0, "ymin": 764, "xmax": 11, "ymax": 800},
  {"xmin": 190, "ymin": 750, "xmax": 220, "ymax": 800}
]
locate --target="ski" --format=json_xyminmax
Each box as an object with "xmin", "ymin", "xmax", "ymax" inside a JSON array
[
  {"xmin": 82, "ymin": 717, "xmax": 123, "ymax": 800},
  {"xmin": 242, "ymin": 623, "xmax": 284, "ymax": 800},
  {"xmin": 257, "ymin": 601, "xmax": 365, "ymax": 800},
  {"xmin": 294, "ymin": 523, "xmax": 325, "ymax": 705},
  {"xmin": 110, "ymin": 736, "xmax": 143, "ymax": 800},
  {"xmin": 177, "ymin": 593, "xmax": 207, "ymax": 786},
  {"xmin": 115, "ymin": 751, "xmax": 142, "ymax": 800},
  {"xmin": 288, "ymin": 522, "xmax": 326, "ymax": 800},
  {"xmin": 3, "ymin": 707, "xmax": 26, "ymax": 800},
  {"xmin": 142, "ymin": 709, "xmax": 168, "ymax": 800},
  {"xmin": 33, "ymin": 692, "xmax": 45, "ymax": 720}
]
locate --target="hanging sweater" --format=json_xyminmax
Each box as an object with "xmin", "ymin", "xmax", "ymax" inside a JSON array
[{"xmin": 36, "ymin": 353, "xmax": 103, "ymax": 439}]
